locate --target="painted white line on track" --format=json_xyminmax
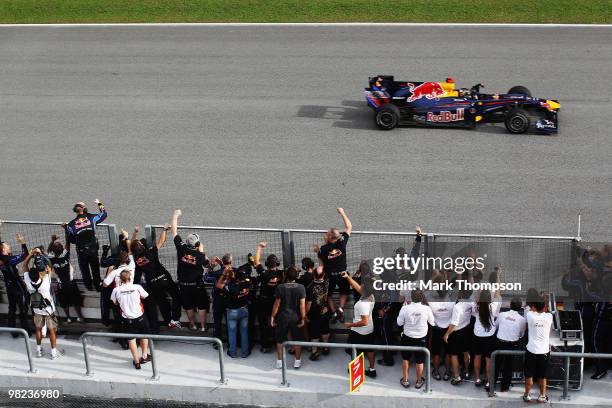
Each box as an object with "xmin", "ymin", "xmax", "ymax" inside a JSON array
[{"xmin": 0, "ymin": 22, "xmax": 611, "ymax": 28}]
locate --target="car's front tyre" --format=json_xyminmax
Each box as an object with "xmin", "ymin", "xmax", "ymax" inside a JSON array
[
  {"xmin": 375, "ymin": 104, "xmax": 400, "ymax": 130},
  {"xmin": 504, "ymin": 108, "xmax": 530, "ymax": 134}
]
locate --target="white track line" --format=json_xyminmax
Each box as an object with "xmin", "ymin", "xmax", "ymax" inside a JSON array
[{"xmin": 0, "ymin": 23, "xmax": 610, "ymax": 28}]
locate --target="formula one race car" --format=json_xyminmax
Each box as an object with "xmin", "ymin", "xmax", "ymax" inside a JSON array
[{"xmin": 364, "ymin": 76, "xmax": 560, "ymax": 134}]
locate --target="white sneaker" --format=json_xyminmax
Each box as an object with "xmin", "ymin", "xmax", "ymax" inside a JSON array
[
  {"xmin": 66, "ymin": 317, "xmax": 72, "ymax": 324},
  {"xmin": 51, "ymin": 351, "xmax": 59, "ymax": 360},
  {"xmin": 276, "ymin": 360, "xmax": 283, "ymax": 369},
  {"xmin": 76, "ymin": 317, "xmax": 83, "ymax": 323},
  {"xmin": 168, "ymin": 320, "xmax": 182, "ymax": 329},
  {"xmin": 294, "ymin": 359, "xmax": 302, "ymax": 369},
  {"xmin": 36, "ymin": 348, "xmax": 43, "ymax": 358}
]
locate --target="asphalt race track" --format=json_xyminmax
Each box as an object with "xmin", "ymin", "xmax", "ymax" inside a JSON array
[{"xmin": 1, "ymin": 25, "xmax": 611, "ymax": 240}]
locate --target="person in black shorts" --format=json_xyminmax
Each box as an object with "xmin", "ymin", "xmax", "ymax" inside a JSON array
[
  {"xmin": 171, "ymin": 209, "xmax": 210, "ymax": 332},
  {"xmin": 254, "ymin": 241, "xmax": 283, "ymax": 353},
  {"xmin": 271, "ymin": 266, "xmax": 306, "ymax": 369},
  {"xmin": 313, "ymin": 208, "xmax": 352, "ymax": 323},
  {"xmin": 47, "ymin": 234, "xmax": 84, "ymax": 323},
  {"xmin": 306, "ymin": 266, "xmax": 330, "ymax": 361}
]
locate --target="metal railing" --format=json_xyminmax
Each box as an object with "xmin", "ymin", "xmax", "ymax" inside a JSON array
[
  {"xmin": 0, "ymin": 327, "xmax": 37, "ymax": 373},
  {"xmin": 489, "ymin": 350, "xmax": 612, "ymax": 400},
  {"xmin": 80, "ymin": 332, "xmax": 226, "ymax": 383},
  {"xmin": 280, "ymin": 340, "xmax": 431, "ymax": 393}
]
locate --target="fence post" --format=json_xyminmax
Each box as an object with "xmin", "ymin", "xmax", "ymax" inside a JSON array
[
  {"xmin": 424, "ymin": 349, "xmax": 431, "ymax": 393},
  {"xmin": 489, "ymin": 351, "xmax": 497, "ymax": 397},
  {"xmin": 144, "ymin": 225, "xmax": 156, "ymax": 248},
  {"xmin": 0, "ymin": 328, "xmax": 37, "ymax": 374},
  {"xmin": 562, "ymin": 355, "xmax": 571, "ymax": 400},
  {"xmin": 281, "ymin": 229, "xmax": 293, "ymax": 268},
  {"xmin": 148, "ymin": 339, "xmax": 159, "ymax": 381},
  {"xmin": 281, "ymin": 343, "xmax": 288, "ymax": 386},
  {"xmin": 107, "ymin": 224, "xmax": 119, "ymax": 256},
  {"xmin": 81, "ymin": 335, "xmax": 92, "ymax": 376}
]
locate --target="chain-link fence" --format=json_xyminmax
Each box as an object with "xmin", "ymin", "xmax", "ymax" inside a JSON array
[{"xmin": 0, "ymin": 220, "xmax": 117, "ymax": 281}]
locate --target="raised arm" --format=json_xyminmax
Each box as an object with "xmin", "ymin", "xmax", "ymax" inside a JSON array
[
  {"xmin": 341, "ymin": 271, "xmax": 363, "ymax": 295},
  {"xmin": 157, "ymin": 223, "xmax": 170, "ymax": 249},
  {"xmin": 171, "ymin": 209, "xmax": 181, "ymax": 238},
  {"xmin": 131, "ymin": 225, "xmax": 140, "ymax": 242},
  {"xmin": 337, "ymin": 208, "xmax": 352, "ymax": 235},
  {"xmin": 92, "ymin": 199, "xmax": 107, "ymax": 224},
  {"xmin": 254, "ymin": 241, "xmax": 266, "ymax": 267}
]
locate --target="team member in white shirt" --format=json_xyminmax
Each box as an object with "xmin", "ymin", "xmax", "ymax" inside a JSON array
[
  {"xmin": 397, "ymin": 290, "xmax": 434, "ymax": 389},
  {"xmin": 427, "ymin": 283, "xmax": 455, "ymax": 381},
  {"xmin": 523, "ymin": 296, "xmax": 553, "ymax": 403},
  {"xmin": 495, "ymin": 298, "xmax": 527, "ymax": 392},
  {"xmin": 472, "ymin": 289, "xmax": 502, "ymax": 390},
  {"xmin": 22, "ymin": 249, "xmax": 60, "ymax": 359},
  {"xmin": 110, "ymin": 269, "xmax": 150, "ymax": 369},
  {"xmin": 443, "ymin": 289, "xmax": 474, "ymax": 385},
  {"xmin": 103, "ymin": 250, "xmax": 135, "ymax": 289}
]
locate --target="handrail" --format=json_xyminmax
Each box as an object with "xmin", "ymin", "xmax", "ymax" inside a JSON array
[
  {"xmin": 489, "ymin": 350, "xmax": 612, "ymax": 400},
  {"xmin": 281, "ymin": 340, "xmax": 431, "ymax": 393},
  {"xmin": 0, "ymin": 327, "xmax": 37, "ymax": 373},
  {"xmin": 80, "ymin": 332, "xmax": 226, "ymax": 383}
]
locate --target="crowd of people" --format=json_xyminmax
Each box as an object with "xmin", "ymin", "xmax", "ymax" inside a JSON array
[{"xmin": 1, "ymin": 201, "xmax": 611, "ymax": 402}]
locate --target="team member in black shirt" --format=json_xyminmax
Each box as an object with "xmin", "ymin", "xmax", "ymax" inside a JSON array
[
  {"xmin": 306, "ymin": 265, "xmax": 330, "ymax": 360},
  {"xmin": 254, "ymin": 241, "xmax": 283, "ymax": 353},
  {"xmin": 65, "ymin": 199, "xmax": 107, "ymax": 291},
  {"xmin": 131, "ymin": 224, "xmax": 182, "ymax": 330},
  {"xmin": 47, "ymin": 234, "xmax": 84, "ymax": 323},
  {"xmin": 171, "ymin": 209, "xmax": 210, "ymax": 332},
  {"xmin": 0, "ymin": 228, "xmax": 31, "ymax": 335},
  {"xmin": 313, "ymin": 208, "xmax": 352, "ymax": 323}
]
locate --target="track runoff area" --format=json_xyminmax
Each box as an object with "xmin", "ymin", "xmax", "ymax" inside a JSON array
[{"xmin": 0, "ymin": 25, "xmax": 608, "ymax": 408}]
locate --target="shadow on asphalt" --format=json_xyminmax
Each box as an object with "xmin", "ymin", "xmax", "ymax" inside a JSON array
[{"xmin": 296, "ymin": 100, "xmax": 375, "ymax": 130}]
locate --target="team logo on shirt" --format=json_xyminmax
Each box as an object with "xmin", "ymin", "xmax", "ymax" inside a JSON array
[
  {"xmin": 181, "ymin": 254, "xmax": 197, "ymax": 265},
  {"xmin": 74, "ymin": 217, "xmax": 92, "ymax": 230},
  {"xmin": 136, "ymin": 256, "xmax": 150, "ymax": 267},
  {"xmin": 327, "ymin": 249, "xmax": 343, "ymax": 260}
]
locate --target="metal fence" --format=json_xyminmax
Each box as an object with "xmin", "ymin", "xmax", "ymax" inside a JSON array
[
  {"xmin": 0, "ymin": 327, "xmax": 36, "ymax": 373},
  {"xmin": 0, "ymin": 220, "xmax": 117, "ymax": 281}
]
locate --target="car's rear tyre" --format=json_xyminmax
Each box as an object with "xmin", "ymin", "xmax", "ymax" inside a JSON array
[
  {"xmin": 504, "ymin": 108, "xmax": 530, "ymax": 134},
  {"xmin": 507, "ymin": 86, "xmax": 531, "ymax": 97},
  {"xmin": 375, "ymin": 104, "xmax": 400, "ymax": 130}
]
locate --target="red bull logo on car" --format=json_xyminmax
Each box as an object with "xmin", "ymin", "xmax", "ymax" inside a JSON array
[
  {"xmin": 426, "ymin": 108, "xmax": 465, "ymax": 122},
  {"xmin": 406, "ymin": 82, "xmax": 446, "ymax": 102}
]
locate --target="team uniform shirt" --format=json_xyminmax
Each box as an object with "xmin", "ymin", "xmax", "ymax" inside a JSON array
[
  {"xmin": 428, "ymin": 299, "xmax": 455, "ymax": 329},
  {"xmin": 473, "ymin": 301, "xmax": 502, "ymax": 337},
  {"xmin": 306, "ymin": 278, "xmax": 329, "ymax": 315},
  {"xmin": 110, "ymin": 283, "xmax": 148, "ymax": 319},
  {"xmin": 526, "ymin": 311, "xmax": 553, "ymax": 354},
  {"xmin": 496, "ymin": 310, "xmax": 527, "ymax": 342},
  {"xmin": 274, "ymin": 282, "xmax": 306, "ymax": 319},
  {"xmin": 351, "ymin": 296, "xmax": 375, "ymax": 335},
  {"xmin": 256, "ymin": 264, "xmax": 282, "ymax": 300},
  {"xmin": 397, "ymin": 302, "xmax": 435, "ymax": 338},
  {"xmin": 449, "ymin": 301, "xmax": 474, "ymax": 331},
  {"xmin": 65, "ymin": 205, "xmax": 107, "ymax": 247},
  {"xmin": 0, "ymin": 244, "xmax": 28, "ymax": 285},
  {"xmin": 226, "ymin": 279, "xmax": 252, "ymax": 309},
  {"xmin": 134, "ymin": 246, "xmax": 169, "ymax": 283},
  {"xmin": 23, "ymin": 273, "xmax": 55, "ymax": 315},
  {"xmin": 103, "ymin": 255, "xmax": 135, "ymax": 288},
  {"xmin": 174, "ymin": 235, "xmax": 208, "ymax": 283},
  {"xmin": 318, "ymin": 232, "xmax": 349, "ymax": 277},
  {"xmin": 48, "ymin": 250, "xmax": 73, "ymax": 283}
]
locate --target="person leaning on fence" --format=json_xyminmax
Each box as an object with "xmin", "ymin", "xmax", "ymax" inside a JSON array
[
  {"xmin": 254, "ymin": 241, "xmax": 283, "ymax": 353},
  {"xmin": 64, "ymin": 199, "xmax": 107, "ymax": 291},
  {"xmin": 313, "ymin": 207, "xmax": 352, "ymax": 324},
  {"xmin": 342, "ymin": 271, "xmax": 378, "ymax": 379},
  {"xmin": 47, "ymin": 234, "xmax": 84, "ymax": 323},
  {"xmin": 443, "ymin": 288, "xmax": 474, "ymax": 385},
  {"xmin": 110, "ymin": 269, "xmax": 151, "ymax": 370},
  {"xmin": 397, "ymin": 289, "xmax": 434, "ymax": 389},
  {"xmin": 472, "ymin": 287, "xmax": 502, "ymax": 391},
  {"xmin": 271, "ymin": 266, "xmax": 306, "ymax": 369},
  {"xmin": 494, "ymin": 297, "xmax": 527, "ymax": 392},
  {"xmin": 171, "ymin": 209, "xmax": 211, "ymax": 332},
  {"xmin": 522, "ymin": 294, "xmax": 553, "ymax": 403},
  {"xmin": 0, "ymin": 229, "xmax": 31, "ymax": 336},
  {"xmin": 131, "ymin": 224, "xmax": 182, "ymax": 330},
  {"xmin": 22, "ymin": 248, "xmax": 59, "ymax": 359},
  {"xmin": 305, "ymin": 264, "xmax": 331, "ymax": 361}
]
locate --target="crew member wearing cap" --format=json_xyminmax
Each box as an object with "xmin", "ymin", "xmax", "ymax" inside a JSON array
[
  {"xmin": 254, "ymin": 241, "xmax": 283, "ymax": 353},
  {"xmin": 0, "ymin": 226, "xmax": 31, "ymax": 336},
  {"xmin": 171, "ymin": 209, "xmax": 210, "ymax": 332},
  {"xmin": 64, "ymin": 199, "xmax": 108, "ymax": 291}
]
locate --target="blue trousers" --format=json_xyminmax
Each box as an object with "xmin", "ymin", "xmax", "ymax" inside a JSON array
[{"xmin": 227, "ymin": 306, "xmax": 249, "ymax": 357}]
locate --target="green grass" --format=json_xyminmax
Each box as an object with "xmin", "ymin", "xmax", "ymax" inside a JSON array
[{"xmin": 1, "ymin": 0, "xmax": 611, "ymax": 24}]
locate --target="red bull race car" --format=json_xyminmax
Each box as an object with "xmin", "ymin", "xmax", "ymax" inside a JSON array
[{"xmin": 365, "ymin": 76, "xmax": 560, "ymax": 134}]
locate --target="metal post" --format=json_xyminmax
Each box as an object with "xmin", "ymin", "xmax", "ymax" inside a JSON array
[
  {"xmin": 0, "ymin": 328, "xmax": 37, "ymax": 374},
  {"xmin": 281, "ymin": 344, "xmax": 288, "ymax": 386},
  {"xmin": 577, "ymin": 213, "xmax": 581, "ymax": 241},
  {"xmin": 281, "ymin": 229, "xmax": 293, "ymax": 268},
  {"xmin": 562, "ymin": 355, "xmax": 571, "ymax": 400},
  {"xmin": 144, "ymin": 225, "xmax": 155, "ymax": 248},
  {"xmin": 148, "ymin": 339, "xmax": 159, "ymax": 381},
  {"xmin": 107, "ymin": 224, "xmax": 119, "ymax": 256},
  {"xmin": 351, "ymin": 346, "xmax": 357, "ymax": 360},
  {"xmin": 424, "ymin": 349, "xmax": 431, "ymax": 393},
  {"xmin": 489, "ymin": 351, "xmax": 498, "ymax": 397},
  {"xmin": 81, "ymin": 335, "xmax": 92, "ymax": 376},
  {"xmin": 216, "ymin": 338, "xmax": 226, "ymax": 384}
]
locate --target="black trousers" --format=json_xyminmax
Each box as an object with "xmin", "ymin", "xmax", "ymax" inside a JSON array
[
  {"xmin": 6, "ymin": 281, "xmax": 30, "ymax": 331},
  {"xmin": 594, "ymin": 319, "xmax": 612, "ymax": 372},
  {"xmin": 76, "ymin": 243, "xmax": 101, "ymax": 290},
  {"xmin": 147, "ymin": 278, "xmax": 182, "ymax": 324},
  {"xmin": 495, "ymin": 339, "xmax": 520, "ymax": 390},
  {"xmin": 257, "ymin": 297, "xmax": 275, "ymax": 348},
  {"xmin": 374, "ymin": 312, "xmax": 397, "ymax": 365},
  {"xmin": 213, "ymin": 296, "xmax": 226, "ymax": 341},
  {"xmin": 100, "ymin": 285, "xmax": 114, "ymax": 326}
]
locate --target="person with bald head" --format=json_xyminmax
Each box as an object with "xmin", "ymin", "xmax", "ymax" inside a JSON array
[{"xmin": 64, "ymin": 199, "xmax": 108, "ymax": 291}]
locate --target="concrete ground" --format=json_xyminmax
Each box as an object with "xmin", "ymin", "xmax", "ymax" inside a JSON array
[
  {"xmin": 0, "ymin": 332, "xmax": 610, "ymax": 407},
  {"xmin": 0, "ymin": 25, "xmax": 611, "ymax": 241}
]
